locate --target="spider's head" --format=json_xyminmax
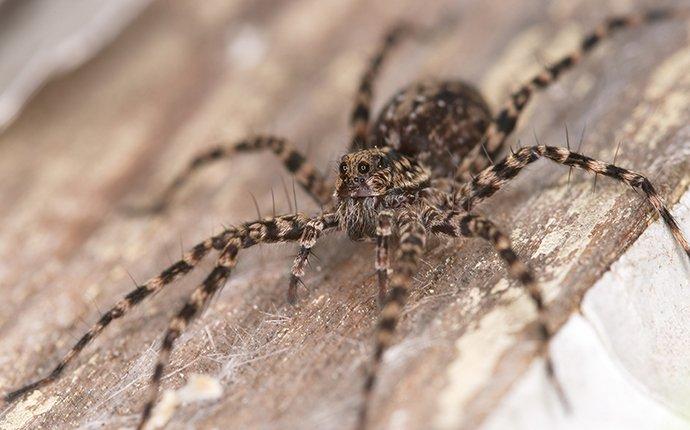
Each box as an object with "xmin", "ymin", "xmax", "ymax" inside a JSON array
[{"xmin": 334, "ymin": 147, "xmax": 430, "ymax": 201}]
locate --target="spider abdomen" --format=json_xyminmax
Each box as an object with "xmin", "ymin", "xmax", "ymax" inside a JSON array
[{"xmin": 373, "ymin": 80, "xmax": 491, "ymax": 177}]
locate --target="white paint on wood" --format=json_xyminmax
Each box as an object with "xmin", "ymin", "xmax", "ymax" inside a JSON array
[
  {"xmin": 482, "ymin": 188, "xmax": 690, "ymax": 430},
  {"xmin": 436, "ymin": 287, "xmax": 535, "ymax": 430}
]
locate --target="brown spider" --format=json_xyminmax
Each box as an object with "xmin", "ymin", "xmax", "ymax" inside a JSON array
[{"xmin": 4, "ymin": 6, "xmax": 690, "ymax": 430}]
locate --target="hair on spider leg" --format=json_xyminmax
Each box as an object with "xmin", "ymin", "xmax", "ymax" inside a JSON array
[
  {"xmin": 612, "ymin": 139, "xmax": 624, "ymax": 167},
  {"xmin": 576, "ymin": 137, "xmax": 621, "ymax": 194},
  {"xmin": 307, "ymin": 248, "xmax": 322, "ymax": 264},
  {"xmin": 279, "ymin": 175, "xmax": 293, "ymax": 214},
  {"xmin": 87, "ymin": 298, "xmax": 108, "ymax": 328},
  {"xmin": 564, "ymin": 124, "xmax": 573, "ymax": 187},
  {"xmin": 292, "ymin": 176, "xmax": 299, "ymax": 213},
  {"xmin": 562, "ymin": 123, "xmax": 590, "ymax": 189},
  {"xmin": 545, "ymin": 355, "xmax": 571, "ymax": 413},
  {"xmin": 576, "ymin": 123, "xmax": 587, "ymax": 151},
  {"xmin": 176, "ymin": 235, "xmax": 187, "ymax": 263},
  {"xmin": 531, "ymin": 128, "xmax": 542, "ymax": 147},
  {"xmin": 592, "ymin": 139, "xmax": 625, "ymax": 193},
  {"xmin": 249, "ymin": 191, "xmax": 263, "ymax": 220},
  {"xmin": 123, "ymin": 269, "xmax": 141, "ymax": 290},
  {"xmin": 270, "ymin": 187, "xmax": 277, "ymax": 217},
  {"xmin": 71, "ymin": 313, "xmax": 94, "ymax": 334},
  {"xmin": 480, "ymin": 142, "xmax": 495, "ymax": 166}
]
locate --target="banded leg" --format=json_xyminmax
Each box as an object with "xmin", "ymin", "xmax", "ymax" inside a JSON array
[
  {"xmin": 423, "ymin": 208, "xmax": 544, "ymax": 327},
  {"xmin": 455, "ymin": 7, "xmax": 688, "ymax": 181},
  {"xmin": 349, "ymin": 16, "xmax": 458, "ymax": 150},
  {"xmin": 136, "ymin": 213, "xmax": 319, "ymax": 429},
  {"xmin": 375, "ymin": 210, "xmax": 394, "ymax": 305},
  {"xmin": 138, "ymin": 240, "xmax": 237, "ymax": 429},
  {"xmin": 288, "ymin": 213, "xmax": 340, "ymax": 304},
  {"xmin": 421, "ymin": 208, "xmax": 564, "ymax": 400},
  {"xmin": 454, "ymin": 145, "xmax": 690, "ymax": 257},
  {"xmin": 143, "ymin": 135, "xmax": 330, "ymax": 213},
  {"xmin": 350, "ymin": 23, "xmax": 413, "ymax": 150},
  {"xmin": 357, "ymin": 209, "xmax": 426, "ymax": 430},
  {"xmin": 3, "ymin": 231, "xmax": 229, "ymax": 403}
]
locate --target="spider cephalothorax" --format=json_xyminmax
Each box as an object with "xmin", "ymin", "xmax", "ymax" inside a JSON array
[
  {"xmin": 335, "ymin": 147, "xmax": 430, "ymax": 240},
  {"xmin": 5, "ymin": 7, "xmax": 690, "ymax": 430}
]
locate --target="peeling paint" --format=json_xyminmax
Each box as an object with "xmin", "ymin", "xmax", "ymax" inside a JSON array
[
  {"xmin": 435, "ymin": 288, "xmax": 534, "ymax": 430},
  {"xmin": 481, "ymin": 186, "xmax": 690, "ymax": 430}
]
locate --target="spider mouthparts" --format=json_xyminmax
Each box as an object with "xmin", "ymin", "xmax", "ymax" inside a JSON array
[{"xmin": 342, "ymin": 185, "xmax": 376, "ymax": 198}]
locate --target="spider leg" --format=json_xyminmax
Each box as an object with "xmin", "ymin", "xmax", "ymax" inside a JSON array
[
  {"xmin": 357, "ymin": 208, "xmax": 426, "ymax": 430},
  {"xmin": 422, "ymin": 209, "xmax": 539, "ymax": 302},
  {"xmin": 349, "ymin": 16, "xmax": 458, "ymax": 150},
  {"xmin": 422, "ymin": 207, "xmax": 566, "ymax": 402},
  {"xmin": 3, "ymin": 231, "xmax": 228, "ymax": 404},
  {"xmin": 455, "ymin": 145, "xmax": 690, "ymax": 258},
  {"xmin": 455, "ymin": 7, "xmax": 688, "ymax": 181},
  {"xmin": 139, "ymin": 135, "xmax": 330, "ymax": 214},
  {"xmin": 375, "ymin": 210, "xmax": 394, "ymax": 305},
  {"xmin": 133, "ymin": 213, "xmax": 325, "ymax": 429},
  {"xmin": 138, "ymin": 240, "xmax": 237, "ymax": 429},
  {"xmin": 288, "ymin": 213, "xmax": 340, "ymax": 304},
  {"xmin": 350, "ymin": 23, "xmax": 413, "ymax": 150}
]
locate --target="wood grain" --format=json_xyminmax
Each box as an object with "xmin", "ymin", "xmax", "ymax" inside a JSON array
[{"xmin": 0, "ymin": 0, "xmax": 689, "ymax": 429}]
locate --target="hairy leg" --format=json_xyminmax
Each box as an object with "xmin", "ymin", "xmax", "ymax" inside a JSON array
[
  {"xmin": 422, "ymin": 207, "xmax": 566, "ymax": 404},
  {"xmin": 455, "ymin": 7, "xmax": 688, "ymax": 181},
  {"xmin": 137, "ymin": 239, "xmax": 238, "ymax": 429},
  {"xmin": 350, "ymin": 23, "xmax": 414, "ymax": 150},
  {"xmin": 4, "ymin": 213, "xmax": 321, "ymax": 415},
  {"xmin": 375, "ymin": 210, "xmax": 394, "ymax": 305},
  {"xmin": 349, "ymin": 15, "xmax": 458, "ymax": 150},
  {"xmin": 131, "ymin": 213, "xmax": 322, "ymax": 429},
  {"xmin": 141, "ymin": 135, "xmax": 330, "ymax": 213},
  {"xmin": 454, "ymin": 145, "xmax": 690, "ymax": 258},
  {"xmin": 423, "ymin": 208, "xmax": 541, "ymax": 310},
  {"xmin": 3, "ymin": 231, "xmax": 230, "ymax": 403},
  {"xmin": 288, "ymin": 212, "xmax": 340, "ymax": 304},
  {"xmin": 357, "ymin": 208, "xmax": 426, "ymax": 430}
]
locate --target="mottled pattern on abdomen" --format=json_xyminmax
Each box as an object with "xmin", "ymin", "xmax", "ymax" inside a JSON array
[{"xmin": 372, "ymin": 80, "xmax": 491, "ymax": 178}]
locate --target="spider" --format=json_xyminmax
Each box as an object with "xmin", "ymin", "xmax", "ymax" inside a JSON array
[{"xmin": 3, "ymin": 6, "xmax": 690, "ymax": 430}]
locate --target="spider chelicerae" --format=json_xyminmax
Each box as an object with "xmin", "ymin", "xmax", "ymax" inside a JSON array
[{"xmin": 3, "ymin": 6, "xmax": 690, "ymax": 430}]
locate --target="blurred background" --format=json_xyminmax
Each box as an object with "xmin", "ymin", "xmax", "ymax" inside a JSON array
[
  {"xmin": 0, "ymin": 0, "xmax": 151, "ymax": 130},
  {"xmin": 0, "ymin": 1, "xmax": 689, "ymax": 429}
]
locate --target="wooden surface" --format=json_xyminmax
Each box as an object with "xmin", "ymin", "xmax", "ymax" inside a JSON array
[{"xmin": 0, "ymin": 0, "xmax": 689, "ymax": 429}]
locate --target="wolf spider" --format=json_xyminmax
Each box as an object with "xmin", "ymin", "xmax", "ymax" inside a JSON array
[{"xmin": 4, "ymin": 6, "xmax": 690, "ymax": 430}]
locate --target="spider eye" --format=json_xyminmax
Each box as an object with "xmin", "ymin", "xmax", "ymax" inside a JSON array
[
  {"xmin": 357, "ymin": 161, "xmax": 370, "ymax": 174},
  {"xmin": 339, "ymin": 163, "xmax": 348, "ymax": 175}
]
